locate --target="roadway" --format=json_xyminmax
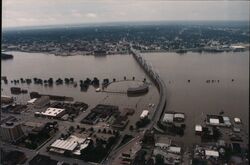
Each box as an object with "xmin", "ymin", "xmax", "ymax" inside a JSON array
[
  {"xmin": 104, "ymin": 46, "xmax": 167, "ymax": 164},
  {"xmin": 130, "ymin": 47, "xmax": 167, "ymax": 128}
]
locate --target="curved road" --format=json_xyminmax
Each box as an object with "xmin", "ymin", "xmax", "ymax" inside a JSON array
[{"xmin": 104, "ymin": 47, "xmax": 167, "ymax": 164}]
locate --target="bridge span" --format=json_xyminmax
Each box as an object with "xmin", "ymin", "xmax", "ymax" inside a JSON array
[
  {"xmin": 102, "ymin": 47, "xmax": 167, "ymax": 164},
  {"xmin": 130, "ymin": 47, "xmax": 167, "ymax": 129}
]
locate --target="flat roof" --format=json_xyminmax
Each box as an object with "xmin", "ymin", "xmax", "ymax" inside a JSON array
[
  {"xmin": 209, "ymin": 118, "xmax": 219, "ymax": 124},
  {"xmin": 195, "ymin": 125, "xmax": 202, "ymax": 132},
  {"xmin": 234, "ymin": 118, "xmax": 241, "ymax": 123},
  {"xmin": 155, "ymin": 143, "xmax": 170, "ymax": 148},
  {"xmin": 231, "ymin": 45, "xmax": 245, "ymax": 49},
  {"xmin": 50, "ymin": 135, "xmax": 87, "ymax": 152},
  {"xmin": 40, "ymin": 107, "xmax": 65, "ymax": 117},
  {"xmin": 163, "ymin": 113, "xmax": 174, "ymax": 123},
  {"xmin": 174, "ymin": 113, "xmax": 185, "ymax": 119},
  {"xmin": 168, "ymin": 146, "xmax": 181, "ymax": 153},
  {"xmin": 50, "ymin": 139, "xmax": 78, "ymax": 151},
  {"xmin": 223, "ymin": 116, "xmax": 230, "ymax": 121},
  {"xmin": 140, "ymin": 110, "xmax": 149, "ymax": 118},
  {"xmin": 205, "ymin": 150, "xmax": 219, "ymax": 157}
]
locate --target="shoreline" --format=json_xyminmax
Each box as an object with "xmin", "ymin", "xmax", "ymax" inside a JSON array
[{"xmin": 4, "ymin": 48, "xmax": 250, "ymax": 57}]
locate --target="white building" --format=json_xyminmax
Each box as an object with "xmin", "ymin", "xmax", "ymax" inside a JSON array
[
  {"xmin": 174, "ymin": 113, "xmax": 185, "ymax": 121},
  {"xmin": 234, "ymin": 118, "xmax": 241, "ymax": 124},
  {"xmin": 205, "ymin": 150, "xmax": 219, "ymax": 158},
  {"xmin": 49, "ymin": 135, "xmax": 90, "ymax": 155},
  {"xmin": 195, "ymin": 125, "xmax": 202, "ymax": 133},
  {"xmin": 35, "ymin": 107, "xmax": 66, "ymax": 118},
  {"xmin": 209, "ymin": 118, "xmax": 219, "ymax": 125},
  {"xmin": 140, "ymin": 110, "xmax": 149, "ymax": 119},
  {"xmin": 168, "ymin": 146, "xmax": 181, "ymax": 154},
  {"xmin": 163, "ymin": 113, "xmax": 174, "ymax": 123}
]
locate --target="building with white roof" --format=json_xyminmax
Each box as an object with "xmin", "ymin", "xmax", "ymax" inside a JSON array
[
  {"xmin": 209, "ymin": 118, "xmax": 219, "ymax": 125},
  {"xmin": 205, "ymin": 150, "xmax": 219, "ymax": 158},
  {"xmin": 195, "ymin": 125, "xmax": 202, "ymax": 133},
  {"xmin": 35, "ymin": 107, "xmax": 66, "ymax": 119},
  {"xmin": 168, "ymin": 146, "xmax": 181, "ymax": 154},
  {"xmin": 173, "ymin": 113, "xmax": 185, "ymax": 122},
  {"xmin": 234, "ymin": 118, "xmax": 241, "ymax": 124},
  {"xmin": 50, "ymin": 139, "xmax": 78, "ymax": 152},
  {"xmin": 49, "ymin": 135, "xmax": 89, "ymax": 155},
  {"xmin": 163, "ymin": 113, "xmax": 174, "ymax": 123},
  {"xmin": 140, "ymin": 110, "xmax": 149, "ymax": 119},
  {"xmin": 206, "ymin": 115, "xmax": 232, "ymax": 127}
]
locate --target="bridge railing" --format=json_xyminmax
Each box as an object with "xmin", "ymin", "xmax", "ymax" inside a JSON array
[{"xmin": 130, "ymin": 47, "xmax": 167, "ymax": 129}]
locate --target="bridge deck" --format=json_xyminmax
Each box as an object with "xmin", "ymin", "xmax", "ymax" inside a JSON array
[{"xmin": 130, "ymin": 47, "xmax": 167, "ymax": 129}]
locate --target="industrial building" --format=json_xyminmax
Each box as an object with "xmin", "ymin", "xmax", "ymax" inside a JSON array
[
  {"xmin": 153, "ymin": 142, "xmax": 182, "ymax": 165},
  {"xmin": 35, "ymin": 107, "xmax": 66, "ymax": 119},
  {"xmin": 81, "ymin": 104, "xmax": 119, "ymax": 125},
  {"xmin": 49, "ymin": 135, "xmax": 90, "ymax": 155},
  {"xmin": 163, "ymin": 112, "xmax": 185, "ymax": 124},
  {"xmin": 163, "ymin": 113, "xmax": 174, "ymax": 123},
  {"xmin": 206, "ymin": 115, "xmax": 232, "ymax": 127}
]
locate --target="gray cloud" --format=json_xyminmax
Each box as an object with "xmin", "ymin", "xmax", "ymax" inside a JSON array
[{"xmin": 2, "ymin": 0, "xmax": 250, "ymax": 28}]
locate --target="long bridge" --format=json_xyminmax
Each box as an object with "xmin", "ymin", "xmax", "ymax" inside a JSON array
[
  {"xmin": 130, "ymin": 46, "xmax": 167, "ymax": 129},
  {"xmin": 103, "ymin": 47, "xmax": 167, "ymax": 164}
]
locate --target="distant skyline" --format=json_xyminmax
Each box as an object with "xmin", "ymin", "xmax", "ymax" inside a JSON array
[{"xmin": 2, "ymin": 0, "xmax": 250, "ymax": 28}]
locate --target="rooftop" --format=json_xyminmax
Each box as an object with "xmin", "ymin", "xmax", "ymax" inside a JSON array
[
  {"xmin": 195, "ymin": 125, "xmax": 202, "ymax": 132},
  {"xmin": 40, "ymin": 107, "xmax": 65, "ymax": 117}
]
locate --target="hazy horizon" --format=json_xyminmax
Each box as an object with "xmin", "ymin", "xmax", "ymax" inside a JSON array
[
  {"xmin": 3, "ymin": 20, "xmax": 250, "ymax": 32},
  {"xmin": 3, "ymin": 0, "xmax": 250, "ymax": 28}
]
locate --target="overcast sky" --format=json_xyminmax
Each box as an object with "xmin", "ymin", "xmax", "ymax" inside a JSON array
[{"xmin": 2, "ymin": 0, "xmax": 250, "ymax": 28}]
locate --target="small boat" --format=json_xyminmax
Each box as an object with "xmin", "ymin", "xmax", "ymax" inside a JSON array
[{"xmin": 96, "ymin": 88, "xmax": 101, "ymax": 92}]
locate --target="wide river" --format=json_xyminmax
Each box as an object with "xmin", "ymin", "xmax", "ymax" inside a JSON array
[{"xmin": 1, "ymin": 51, "xmax": 249, "ymax": 145}]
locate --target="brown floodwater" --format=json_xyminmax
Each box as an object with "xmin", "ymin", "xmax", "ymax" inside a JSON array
[
  {"xmin": 143, "ymin": 51, "xmax": 249, "ymax": 145},
  {"xmin": 1, "ymin": 51, "xmax": 249, "ymax": 145},
  {"xmin": 1, "ymin": 51, "xmax": 159, "ymax": 132}
]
